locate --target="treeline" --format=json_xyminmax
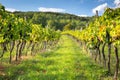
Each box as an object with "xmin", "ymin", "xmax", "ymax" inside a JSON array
[
  {"xmin": 13, "ymin": 11, "xmax": 92, "ymax": 30},
  {"xmin": 0, "ymin": 4, "xmax": 61, "ymax": 63},
  {"xmin": 63, "ymin": 8, "xmax": 120, "ymax": 80}
]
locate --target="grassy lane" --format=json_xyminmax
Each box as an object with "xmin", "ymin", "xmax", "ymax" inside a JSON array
[{"xmin": 2, "ymin": 35, "xmax": 106, "ymax": 80}]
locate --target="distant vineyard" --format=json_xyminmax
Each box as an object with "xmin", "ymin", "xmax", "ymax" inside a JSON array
[{"xmin": 63, "ymin": 8, "xmax": 120, "ymax": 80}]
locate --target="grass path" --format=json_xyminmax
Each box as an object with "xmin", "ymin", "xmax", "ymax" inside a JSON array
[{"xmin": 2, "ymin": 35, "xmax": 106, "ymax": 80}]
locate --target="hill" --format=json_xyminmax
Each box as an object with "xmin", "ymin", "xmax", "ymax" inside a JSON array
[{"xmin": 13, "ymin": 11, "xmax": 92, "ymax": 30}]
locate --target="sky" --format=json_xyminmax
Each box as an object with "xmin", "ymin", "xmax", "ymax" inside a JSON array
[{"xmin": 0, "ymin": 0, "xmax": 120, "ymax": 17}]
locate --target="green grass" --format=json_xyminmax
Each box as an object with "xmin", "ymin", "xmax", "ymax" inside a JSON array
[{"xmin": 0, "ymin": 35, "xmax": 111, "ymax": 80}]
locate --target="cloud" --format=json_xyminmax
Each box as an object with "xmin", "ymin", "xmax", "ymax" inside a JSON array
[
  {"xmin": 114, "ymin": 0, "xmax": 120, "ymax": 8},
  {"xmin": 92, "ymin": 3, "xmax": 108, "ymax": 14},
  {"xmin": 5, "ymin": 8, "xmax": 18, "ymax": 12},
  {"xmin": 38, "ymin": 7, "xmax": 65, "ymax": 12},
  {"xmin": 77, "ymin": 14, "xmax": 88, "ymax": 17}
]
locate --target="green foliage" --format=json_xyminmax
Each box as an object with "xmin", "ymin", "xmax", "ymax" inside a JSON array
[
  {"xmin": 0, "ymin": 4, "xmax": 61, "ymax": 64},
  {"xmin": 63, "ymin": 7, "xmax": 120, "ymax": 79},
  {"xmin": 13, "ymin": 11, "xmax": 92, "ymax": 30},
  {"xmin": 63, "ymin": 23, "xmax": 72, "ymax": 30}
]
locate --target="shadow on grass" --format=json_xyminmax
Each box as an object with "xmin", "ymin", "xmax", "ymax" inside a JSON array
[{"xmin": 3, "ymin": 61, "xmax": 74, "ymax": 80}]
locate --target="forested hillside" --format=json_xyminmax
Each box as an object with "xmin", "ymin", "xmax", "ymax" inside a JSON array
[{"xmin": 13, "ymin": 11, "xmax": 92, "ymax": 30}]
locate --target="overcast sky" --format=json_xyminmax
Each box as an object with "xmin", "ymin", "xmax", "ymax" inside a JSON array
[{"xmin": 0, "ymin": 0, "xmax": 120, "ymax": 17}]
